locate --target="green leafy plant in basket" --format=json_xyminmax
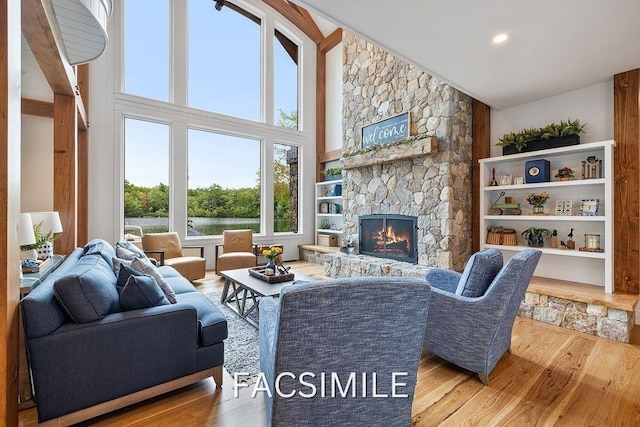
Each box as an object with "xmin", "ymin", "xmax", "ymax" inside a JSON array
[
  {"xmin": 497, "ymin": 118, "xmax": 586, "ymax": 152},
  {"xmin": 19, "ymin": 221, "xmax": 50, "ymax": 251},
  {"xmin": 521, "ymin": 227, "xmax": 552, "ymax": 248}
]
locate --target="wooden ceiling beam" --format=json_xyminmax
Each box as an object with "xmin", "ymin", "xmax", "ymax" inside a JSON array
[
  {"xmin": 261, "ymin": 0, "xmax": 323, "ymax": 44},
  {"xmin": 319, "ymin": 28, "xmax": 342, "ymax": 53},
  {"xmin": 22, "ymin": 0, "xmax": 76, "ymax": 96},
  {"xmin": 21, "ymin": 98, "xmax": 53, "ymax": 118}
]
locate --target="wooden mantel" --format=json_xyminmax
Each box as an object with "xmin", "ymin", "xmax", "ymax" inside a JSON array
[{"xmin": 341, "ymin": 136, "xmax": 437, "ymax": 170}]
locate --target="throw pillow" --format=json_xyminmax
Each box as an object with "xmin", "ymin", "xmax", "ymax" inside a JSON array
[
  {"xmin": 455, "ymin": 249, "xmax": 503, "ymax": 297},
  {"xmin": 116, "ymin": 245, "xmax": 142, "ymax": 261},
  {"xmin": 112, "ymin": 257, "xmax": 133, "ymax": 276},
  {"xmin": 117, "ymin": 241, "xmax": 148, "ymax": 259},
  {"xmin": 119, "ymin": 275, "xmax": 170, "ymax": 311},
  {"xmin": 83, "ymin": 238, "xmax": 117, "ymax": 269},
  {"xmin": 116, "ymin": 263, "xmax": 143, "ymax": 294},
  {"xmin": 131, "ymin": 257, "xmax": 177, "ymax": 304}
]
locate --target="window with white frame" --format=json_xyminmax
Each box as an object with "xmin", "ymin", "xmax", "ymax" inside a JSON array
[{"xmin": 119, "ymin": 0, "xmax": 309, "ymax": 239}]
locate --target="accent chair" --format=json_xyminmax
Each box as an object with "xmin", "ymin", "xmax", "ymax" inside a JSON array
[
  {"xmin": 214, "ymin": 229, "xmax": 257, "ymax": 275},
  {"xmin": 141, "ymin": 232, "xmax": 206, "ymax": 281},
  {"xmin": 423, "ymin": 248, "xmax": 542, "ymax": 385},
  {"xmin": 259, "ymin": 277, "xmax": 431, "ymax": 426}
]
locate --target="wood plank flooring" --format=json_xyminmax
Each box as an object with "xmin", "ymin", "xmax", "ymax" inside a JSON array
[{"xmin": 18, "ymin": 261, "xmax": 640, "ymax": 426}]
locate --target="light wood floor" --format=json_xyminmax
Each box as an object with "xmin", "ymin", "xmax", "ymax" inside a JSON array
[{"xmin": 18, "ymin": 261, "xmax": 640, "ymax": 426}]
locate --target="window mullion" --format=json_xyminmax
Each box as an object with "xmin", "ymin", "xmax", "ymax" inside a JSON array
[
  {"xmin": 263, "ymin": 14, "xmax": 275, "ymax": 126},
  {"xmin": 172, "ymin": 0, "xmax": 188, "ymax": 106}
]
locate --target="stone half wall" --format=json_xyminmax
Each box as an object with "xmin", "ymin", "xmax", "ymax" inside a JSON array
[{"xmin": 339, "ymin": 32, "xmax": 473, "ymax": 272}]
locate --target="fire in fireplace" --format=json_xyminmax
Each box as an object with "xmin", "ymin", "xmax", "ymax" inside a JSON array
[{"xmin": 359, "ymin": 214, "xmax": 418, "ymax": 263}]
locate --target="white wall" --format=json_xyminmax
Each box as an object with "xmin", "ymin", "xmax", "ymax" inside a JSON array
[
  {"xmin": 490, "ymin": 80, "xmax": 614, "ymax": 157},
  {"xmin": 325, "ymin": 41, "xmax": 343, "ymax": 153},
  {"xmin": 21, "ymin": 115, "xmax": 53, "ymax": 212}
]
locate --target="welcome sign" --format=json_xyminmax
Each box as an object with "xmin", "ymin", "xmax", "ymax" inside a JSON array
[{"xmin": 361, "ymin": 112, "xmax": 410, "ymax": 148}]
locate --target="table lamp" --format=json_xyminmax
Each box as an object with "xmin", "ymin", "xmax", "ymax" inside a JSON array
[
  {"xmin": 19, "ymin": 213, "xmax": 38, "ymax": 260},
  {"xmin": 29, "ymin": 211, "xmax": 63, "ymax": 259}
]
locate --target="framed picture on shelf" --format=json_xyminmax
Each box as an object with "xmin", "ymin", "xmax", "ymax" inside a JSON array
[
  {"xmin": 555, "ymin": 200, "xmax": 572, "ymax": 216},
  {"xmin": 499, "ymin": 173, "xmax": 513, "ymax": 186},
  {"xmin": 513, "ymin": 176, "xmax": 524, "ymax": 185},
  {"xmin": 579, "ymin": 199, "xmax": 599, "ymax": 216}
]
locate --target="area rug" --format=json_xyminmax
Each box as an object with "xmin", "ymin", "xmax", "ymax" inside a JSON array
[{"xmin": 205, "ymin": 290, "xmax": 260, "ymax": 377}]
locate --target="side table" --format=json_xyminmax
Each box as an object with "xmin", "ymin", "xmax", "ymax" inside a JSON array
[{"xmin": 19, "ymin": 254, "xmax": 65, "ymax": 409}]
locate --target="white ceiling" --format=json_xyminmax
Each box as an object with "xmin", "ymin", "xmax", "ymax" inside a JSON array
[{"xmin": 295, "ymin": 0, "xmax": 640, "ymax": 110}]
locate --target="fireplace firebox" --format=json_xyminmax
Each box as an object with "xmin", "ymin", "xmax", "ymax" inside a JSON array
[{"xmin": 359, "ymin": 215, "xmax": 418, "ymax": 263}]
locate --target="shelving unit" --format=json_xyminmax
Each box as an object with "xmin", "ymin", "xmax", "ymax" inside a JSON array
[
  {"xmin": 479, "ymin": 140, "xmax": 614, "ymax": 292},
  {"xmin": 315, "ymin": 179, "xmax": 343, "ymax": 245}
]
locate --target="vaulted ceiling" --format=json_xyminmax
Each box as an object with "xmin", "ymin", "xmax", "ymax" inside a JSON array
[{"xmin": 293, "ymin": 0, "xmax": 640, "ymax": 109}]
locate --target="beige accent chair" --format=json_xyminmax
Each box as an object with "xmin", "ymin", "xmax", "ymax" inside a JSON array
[
  {"xmin": 142, "ymin": 232, "xmax": 206, "ymax": 281},
  {"xmin": 215, "ymin": 229, "xmax": 258, "ymax": 275}
]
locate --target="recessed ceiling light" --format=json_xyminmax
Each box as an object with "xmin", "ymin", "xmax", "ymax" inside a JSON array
[{"xmin": 493, "ymin": 33, "xmax": 508, "ymax": 44}]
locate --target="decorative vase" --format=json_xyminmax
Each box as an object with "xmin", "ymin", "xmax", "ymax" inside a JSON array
[
  {"xmin": 265, "ymin": 259, "xmax": 276, "ymax": 270},
  {"xmin": 37, "ymin": 241, "xmax": 53, "ymax": 259},
  {"xmin": 533, "ymin": 205, "xmax": 545, "ymax": 215},
  {"xmin": 560, "ymin": 177, "xmax": 570, "ymax": 181}
]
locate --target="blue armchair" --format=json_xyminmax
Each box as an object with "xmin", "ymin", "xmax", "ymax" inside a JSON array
[
  {"xmin": 423, "ymin": 249, "xmax": 541, "ymax": 385},
  {"xmin": 259, "ymin": 277, "xmax": 431, "ymax": 427}
]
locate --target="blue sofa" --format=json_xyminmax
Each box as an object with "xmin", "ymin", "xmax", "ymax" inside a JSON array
[{"xmin": 21, "ymin": 239, "xmax": 227, "ymax": 424}]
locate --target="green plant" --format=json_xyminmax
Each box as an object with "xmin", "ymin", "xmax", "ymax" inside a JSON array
[
  {"xmin": 321, "ymin": 167, "xmax": 342, "ymax": 177},
  {"xmin": 554, "ymin": 167, "xmax": 574, "ymax": 178},
  {"xmin": 526, "ymin": 192, "xmax": 551, "ymax": 207},
  {"xmin": 521, "ymin": 227, "xmax": 552, "ymax": 247},
  {"xmin": 19, "ymin": 221, "xmax": 50, "ymax": 251},
  {"xmin": 497, "ymin": 118, "xmax": 586, "ymax": 152}
]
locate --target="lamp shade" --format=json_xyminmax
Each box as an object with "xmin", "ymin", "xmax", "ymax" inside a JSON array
[
  {"xmin": 30, "ymin": 211, "xmax": 64, "ymax": 236},
  {"xmin": 18, "ymin": 213, "xmax": 37, "ymax": 246}
]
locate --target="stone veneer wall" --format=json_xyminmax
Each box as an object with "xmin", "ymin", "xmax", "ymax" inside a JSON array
[
  {"xmin": 338, "ymin": 32, "xmax": 473, "ymax": 272},
  {"xmin": 519, "ymin": 292, "xmax": 634, "ymax": 342}
]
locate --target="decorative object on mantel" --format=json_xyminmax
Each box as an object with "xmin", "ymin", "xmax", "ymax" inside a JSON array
[
  {"xmin": 526, "ymin": 192, "xmax": 550, "ymax": 215},
  {"xmin": 321, "ymin": 167, "xmax": 342, "ymax": 182},
  {"xmin": 341, "ymin": 133, "xmax": 437, "ymax": 170},
  {"xmin": 361, "ymin": 112, "xmax": 410, "ymax": 148},
  {"xmin": 497, "ymin": 118, "xmax": 586, "ymax": 155},
  {"xmin": 521, "ymin": 227, "xmax": 552, "ymax": 248},
  {"xmin": 554, "ymin": 167, "xmax": 574, "ymax": 181}
]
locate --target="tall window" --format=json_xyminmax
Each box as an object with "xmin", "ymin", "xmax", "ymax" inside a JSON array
[
  {"xmin": 188, "ymin": 1, "xmax": 261, "ymax": 120},
  {"xmin": 187, "ymin": 129, "xmax": 261, "ymax": 236},
  {"xmin": 274, "ymin": 29, "xmax": 299, "ymax": 129},
  {"xmin": 124, "ymin": 118, "xmax": 170, "ymax": 235},
  {"xmin": 124, "ymin": 0, "xmax": 170, "ymax": 101}
]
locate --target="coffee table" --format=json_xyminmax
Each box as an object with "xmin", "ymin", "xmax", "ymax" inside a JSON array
[{"xmin": 219, "ymin": 267, "xmax": 316, "ymax": 328}]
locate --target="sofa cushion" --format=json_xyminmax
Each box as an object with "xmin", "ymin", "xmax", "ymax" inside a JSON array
[
  {"xmin": 131, "ymin": 257, "xmax": 177, "ymax": 304},
  {"xmin": 175, "ymin": 292, "xmax": 227, "ymax": 346},
  {"xmin": 53, "ymin": 255, "xmax": 121, "ymax": 323},
  {"xmin": 83, "ymin": 238, "xmax": 117, "ymax": 269},
  {"xmin": 455, "ymin": 249, "xmax": 503, "ymax": 297},
  {"xmin": 116, "ymin": 263, "xmax": 143, "ymax": 294},
  {"xmin": 119, "ymin": 275, "xmax": 170, "ymax": 310},
  {"xmin": 157, "ymin": 265, "xmax": 182, "ymax": 278},
  {"xmin": 165, "ymin": 276, "xmax": 197, "ymax": 295}
]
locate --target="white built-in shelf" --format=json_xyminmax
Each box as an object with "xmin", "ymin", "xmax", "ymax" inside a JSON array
[
  {"xmin": 317, "ymin": 213, "xmax": 342, "ymax": 217},
  {"xmin": 484, "ymin": 244, "xmax": 606, "ymax": 259},
  {"xmin": 484, "ymin": 215, "xmax": 605, "ymax": 222},
  {"xmin": 317, "ymin": 196, "xmax": 343, "ymax": 200},
  {"xmin": 315, "ymin": 179, "xmax": 344, "ymax": 245},
  {"xmin": 483, "ymin": 178, "xmax": 605, "ymax": 192},
  {"xmin": 315, "ymin": 229, "xmax": 343, "ymax": 235}
]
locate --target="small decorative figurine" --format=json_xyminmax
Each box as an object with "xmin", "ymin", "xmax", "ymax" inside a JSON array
[
  {"xmin": 550, "ymin": 229, "xmax": 558, "ymax": 248},
  {"xmin": 567, "ymin": 228, "xmax": 575, "ymax": 249},
  {"xmin": 489, "ymin": 168, "xmax": 498, "ymax": 186}
]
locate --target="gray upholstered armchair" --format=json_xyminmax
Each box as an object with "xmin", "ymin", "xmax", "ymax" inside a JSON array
[
  {"xmin": 259, "ymin": 277, "xmax": 431, "ymax": 427},
  {"xmin": 423, "ymin": 248, "xmax": 541, "ymax": 385}
]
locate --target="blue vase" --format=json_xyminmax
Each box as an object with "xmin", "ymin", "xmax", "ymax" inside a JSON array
[{"xmin": 266, "ymin": 259, "xmax": 276, "ymax": 270}]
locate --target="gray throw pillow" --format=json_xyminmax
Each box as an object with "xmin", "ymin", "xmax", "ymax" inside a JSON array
[
  {"xmin": 131, "ymin": 257, "xmax": 177, "ymax": 304},
  {"xmin": 112, "ymin": 257, "xmax": 133, "ymax": 276},
  {"xmin": 119, "ymin": 275, "xmax": 170, "ymax": 311},
  {"xmin": 455, "ymin": 249, "xmax": 503, "ymax": 297}
]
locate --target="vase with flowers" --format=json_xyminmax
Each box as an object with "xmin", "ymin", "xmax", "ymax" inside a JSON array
[
  {"xmin": 526, "ymin": 192, "xmax": 550, "ymax": 215},
  {"xmin": 554, "ymin": 167, "xmax": 574, "ymax": 181},
  {"xmin": 261, "ymin": 246, "xmax": 283, "ymax": 270}
]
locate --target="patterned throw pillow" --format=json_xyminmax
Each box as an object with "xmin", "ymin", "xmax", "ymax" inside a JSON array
[
  {"xmin": 112, "ymin": 257, "xmax": 133, "ymax": 276},
  {"xmin": 131, "ymin": 257, "xmax": 177, "ymax": 304},
  {"xmin": 119, "ymin": 275, "xmax": 170, "ymax": 311}
]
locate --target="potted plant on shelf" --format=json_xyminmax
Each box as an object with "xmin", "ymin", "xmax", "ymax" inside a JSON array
[
  {"xmin": 555, "ymin": 167, "xmax": 574, "ymax": 181},
  {"xmin": 497, "ymin": 118, "xmax": 586, "ymax": 155},
  {"xmin": 521, "ymin": 227, "xmax": 552, "ymax": 248},
  {"xmin": 526, "ymin": 192, "xmax": 550, "ymax": 215},
  {"xmin": 321, "ymin": 167, "xmax": 342, "ymax": 181}
]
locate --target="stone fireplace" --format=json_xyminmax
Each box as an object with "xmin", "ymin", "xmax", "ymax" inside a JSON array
[
  {"xmin": 359, "ymin": 214, "xmax": 418, "ymax": 263},
  {"xmin": 324, "ymin": 32, "xmax": 474, "ymax": 279}
]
